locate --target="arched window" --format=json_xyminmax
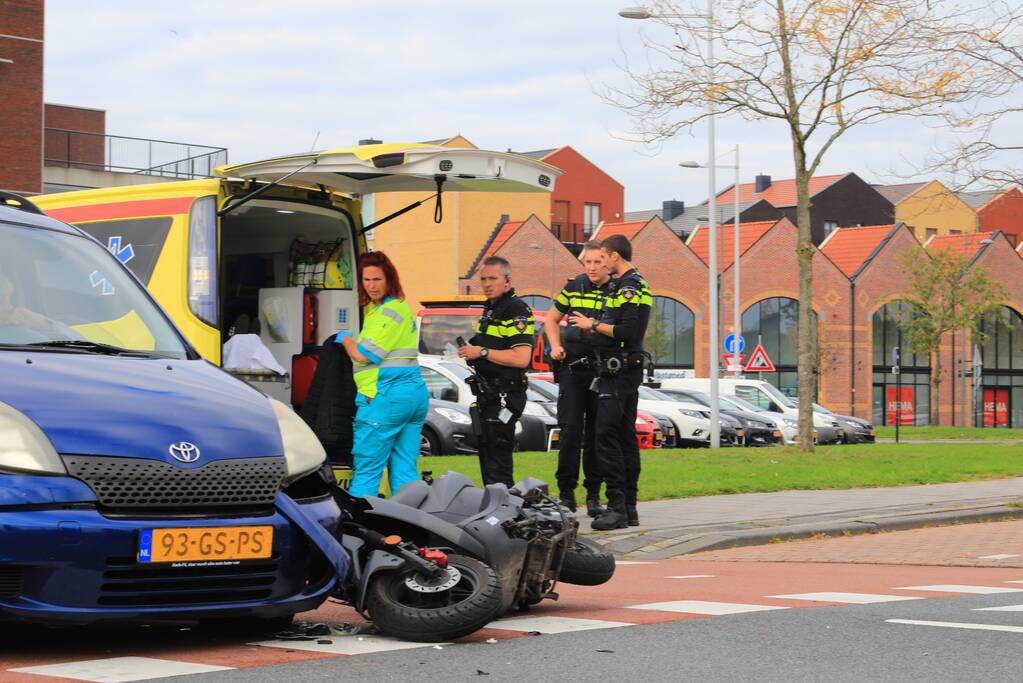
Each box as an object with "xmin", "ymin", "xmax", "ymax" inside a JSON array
[
  {"xmin": 646, "ymin": 296, "xmax": 694, "ymax": 368},
  {"xmin": 977, "ymin": 306, "xmax": 1023, "ymax": 427},
  {"xmin": 519, "ymin": 294, "xmax": 552, "ymax": 312},
  {"xmin": 871, "ymin": 301, "xmax": 930, "ymax": 426},
  {"xmin": 741, "ymin": 297, "xmax": 816, "ymax": 398}
]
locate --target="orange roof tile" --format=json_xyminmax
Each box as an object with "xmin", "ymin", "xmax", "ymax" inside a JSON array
[
  {"xmin": 819, "ymin": 224, "xmax": 896, "ymax": 277},
  {"xmin": 596, "ymin": 220, "xmax": 647, "ymax": 241},
  {"xmin": 482, "ymin": 220, "xmax": 523, "ymax": 261},
  {"xmin": 687, "ymin": 220, "xmax": 779, "ymax": 272},
  {"xmin": 715, "ymin": 174, "xmax": 847, "ymax": 207},
  {"xmin": 926, "ymin": 231, "xmax": 994, "ymax": 257}
]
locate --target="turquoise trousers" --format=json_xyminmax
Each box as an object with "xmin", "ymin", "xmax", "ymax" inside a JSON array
[{"xmin": 349, "ymin": 379, "xmax": 429, "ymax": 497}]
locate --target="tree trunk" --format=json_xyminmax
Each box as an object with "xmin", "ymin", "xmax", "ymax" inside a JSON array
[
  {"xmin": 794, "ymin": 165, "xmax": 816, "ymax": 451},
  {"xmin": 930, "ymin": 348, "xmax": 943, "ymax": 425}
]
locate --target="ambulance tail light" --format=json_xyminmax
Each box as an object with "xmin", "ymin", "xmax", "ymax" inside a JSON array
[{"xmin": 188, "ymin": 196, "xmax": 218, "ymax": 326}]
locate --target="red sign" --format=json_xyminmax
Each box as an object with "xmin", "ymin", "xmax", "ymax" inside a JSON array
[
  {"xmin": 886, "ymin": 386, "xmax": 914, "ymax": 425},
  {"xmin": 744, "ymin": 343, "xmax": 776, "ymax": 372},
  {"xmin": 723, "ymin": 353, "xmax": 745, "ymax": 367},
  {"xmin": 983, "ymin": 388, "xmax": 1009, "ymax": 427}
]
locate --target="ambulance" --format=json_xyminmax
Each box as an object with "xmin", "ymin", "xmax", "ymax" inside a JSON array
[{"xmin": 33, "ymin": 144, "xmax": 561, "ymax": 407}]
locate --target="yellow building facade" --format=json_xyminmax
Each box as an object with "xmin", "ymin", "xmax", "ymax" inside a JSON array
[
  {"xmin": 878, "ymin": 180, "xmax": 978, "ymax": 241},
  {"xmin": 364, "ymin": 136, "xmax": 552, "ymax": 308}
]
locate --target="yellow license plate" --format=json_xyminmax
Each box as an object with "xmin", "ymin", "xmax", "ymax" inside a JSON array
[{"xmin": 139, "ymin": 526, "xmax": 273, "ymax": 564}]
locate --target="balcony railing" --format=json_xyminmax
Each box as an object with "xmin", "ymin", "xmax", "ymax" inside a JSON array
[
  {"xmin": 44, "ymin": 128, "xmax": 228, "ymax": 179},
  {"xmin": 551, "ymin": 222, "xmax": 595, "ymax": 246}
]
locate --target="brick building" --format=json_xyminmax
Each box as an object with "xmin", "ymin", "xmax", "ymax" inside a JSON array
[{"xmin": 0, "ymin": 0, "xmax": 45, "ymax": 195}]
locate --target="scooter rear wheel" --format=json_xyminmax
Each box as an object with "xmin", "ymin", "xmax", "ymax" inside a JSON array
[{"xmin": 365, "ymin": 553, "xmax": 503, "ymax": 642}]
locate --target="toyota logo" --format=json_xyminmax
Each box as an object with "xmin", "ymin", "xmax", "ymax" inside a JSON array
[{"xmin": 169, "ymin": 442, "xmax": 201, "ymax": 463}]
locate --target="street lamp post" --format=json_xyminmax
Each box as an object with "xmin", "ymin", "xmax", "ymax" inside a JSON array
[
  {"xmin": 682, "ymin": 144, "xmax": 741, "ymax": 376},
  {"xmin": 621, "ymin": 2, "xmax": 720, "ymax": 447}
]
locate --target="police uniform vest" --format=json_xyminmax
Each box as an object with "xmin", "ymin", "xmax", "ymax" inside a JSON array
[
  {"xmin": 553, "ymin": 274, "xmax": 614, "ymax": 359},
  {"xmin": 352, "ymin": 297, "xmax": 420, "ymax": 399},
  {"xmin": 590, "ymin": 268, "xmax": 652, "ymax": 355},
  {"xmin": 470, "ymin": 289, "xmax": 535, "ymax": 383}
]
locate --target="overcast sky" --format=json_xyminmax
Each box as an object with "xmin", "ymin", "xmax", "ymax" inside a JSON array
[{"xmin": 43, "ymin": 1, "xmax": 1012, "ymax": 211}]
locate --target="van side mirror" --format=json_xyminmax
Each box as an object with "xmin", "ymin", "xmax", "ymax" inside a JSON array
[{"xmin": 440, "ymin": 387, "xmax": 458, "ymax": 403}]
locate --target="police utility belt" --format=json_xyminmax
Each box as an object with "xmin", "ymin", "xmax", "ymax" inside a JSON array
[
  {"xmin": 593, "ymin": 351, "xmax": 648, "ymax": 376},
  {"xmin": 465, "ymin": 373, "xmax": 527, "ymax": 397}
]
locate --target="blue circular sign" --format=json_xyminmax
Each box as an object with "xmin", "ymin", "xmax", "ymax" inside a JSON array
[{"xmin": 724, "ymin": 334, "xmax": 746, "ymax": 355}]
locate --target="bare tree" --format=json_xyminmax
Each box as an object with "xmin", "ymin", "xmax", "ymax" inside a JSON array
[
  {"xmin": 900, "ymin": 245, "xmax": 1007, "ymax": 425},
  {"xmin": 607, "ymin": 0, "xmax": 1013, "ymax": 450}
]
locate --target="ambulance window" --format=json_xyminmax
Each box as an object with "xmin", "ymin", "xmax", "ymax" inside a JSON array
[{"xmin": 188, "ymin": 196, "xmax": 218, "ymax": 326}]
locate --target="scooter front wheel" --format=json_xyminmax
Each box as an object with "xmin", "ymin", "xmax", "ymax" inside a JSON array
[{"xmin": 365, "ymin": 553, "xmax": 503, "ymax": 642}]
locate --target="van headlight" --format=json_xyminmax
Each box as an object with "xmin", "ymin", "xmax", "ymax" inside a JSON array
[
  {"xmin": 269, "ymin": 399, "xmax": 326, "ymax": 483},
  {"xmin": 0, "ymin": 401, "xmax": 66, "ymax": 475}
]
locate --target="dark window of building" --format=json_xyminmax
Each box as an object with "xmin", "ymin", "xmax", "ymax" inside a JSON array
[
  {"xmin": 823, "ymin": 220, "xmax": 839, "ymax": 237},
  {"xmin": 950, "ymin": 229, "xmax": 962, "ymax": 235},
  {"xmin": 741, "ymin": 297, "xmax": 817, "ymax": 397},
  {"xmin": 871, "ymin": 301, "xmax": 931, "ymax": 425},
  {"xmin": 977, "ymin": 306, "xmax": 1023, "ymax": 427},
  {"xmin": 925, "ymin": 228, "xmax": 938, "ymax": 240},
  {"xmin": 647, "ymin": 296, "xmax": 694, "ymax": 368},
  {"xmin": 583, "ymin": 203, "xmax": 601, "ymax": 234}
]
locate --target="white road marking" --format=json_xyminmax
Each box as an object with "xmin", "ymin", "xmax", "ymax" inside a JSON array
[
  {"xmin": 626, "ymin": 600, "xmax": 789, "ymax": 615},
  {"xmin": 887, "ymin": 619, "xmax": 1023, "ymax": 634},
  {"xmin": 487, "ymin": 616, "xmax": 633, "ymax": 633},
  {"xmin": 253, "ymin": 636, "xmax": 446, "ymax": 655},
  {"xmin": 665, "ymin": 575, "xmax": 715, "ymax": 579},
  {"xmin": 895, "ymin": 584, "xmax": 1023, "ymax": 594},
  {"xmin": 769, "ymin": 592, "xmax": 922, "ymax": 604},
  {"xmin": 9, "ymin": 657, "xmax": 232, "ymax": 682},
  {"xmin": 1005, "ymin": 580, "xmax": 1023, "ymax": 584},
  {"xmin": 974, "ymin": 604, "xmax": 1023, "ymax": 611},
  {"xmin": 616, "ymin": 561, "xmax": 656, "ymax": 565},
  {"xmin": 979, "ymin": 554, "xmax": 1020, "ymax": 560}
]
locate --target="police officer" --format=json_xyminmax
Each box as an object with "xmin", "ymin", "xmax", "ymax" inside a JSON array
[
  {"xmin": 567, "ymin": 235, "xmax": 651, "ymax": 530},
  {"xmin": 458, "ymin": 256, "xmax": 535, "ymax": 488},
  {"xmin": 546, "ymin": 241, "xmax": 613, "ymax": 516}
]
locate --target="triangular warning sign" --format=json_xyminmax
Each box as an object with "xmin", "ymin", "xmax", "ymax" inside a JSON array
[{"xmin": 744, "ymin": 343, "xmax": 776, "ymax": 372}]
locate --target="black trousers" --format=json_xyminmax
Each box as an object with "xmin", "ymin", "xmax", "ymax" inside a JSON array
[
  {"xmin": 476, "ymin": 389, "xmax": 526, "ymax": 488},
  {"xmin": 554, "ymin": 364, "xmax": 601, "ymax": 498},
  {"xmin": 594, "ymin": 368, "xmax": 641, "ymax": 506}
]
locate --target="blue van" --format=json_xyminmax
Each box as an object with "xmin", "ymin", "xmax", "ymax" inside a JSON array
[{"xmin": 0, "ymin": 193, "xmax": 345, "ymax": 626}]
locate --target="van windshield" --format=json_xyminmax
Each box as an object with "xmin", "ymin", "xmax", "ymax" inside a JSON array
[
  {"xmin": 759, "ymin": 382, "xmax": 796, "ymax": 409},
  {"xmin": 0, "ymin": 224, "xmax": 188, "ymax": 358}
]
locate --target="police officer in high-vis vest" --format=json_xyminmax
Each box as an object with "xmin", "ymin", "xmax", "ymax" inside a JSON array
[
  {"xmin": 337, "ymin": 252, "xmax": 428, "ymax": 497},
  {"xmin": 458, "ymin": 256, "xmax": 535, "ymax": 488},
  {"xmin": 567, "ymin": 235, "xmax": 651, "ymax": 530},
  {"xmin": 546, "ymin": 240, "xmax": 614, "ymax": 516}
]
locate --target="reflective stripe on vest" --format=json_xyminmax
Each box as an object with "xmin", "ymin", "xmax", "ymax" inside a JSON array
[{"xmin": 354, "ymin": 299, "xmax": 419, "ymax": 398}]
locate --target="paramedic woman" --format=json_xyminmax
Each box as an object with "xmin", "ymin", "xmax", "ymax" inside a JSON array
[{"xmin": 337, "ymin": 252, "xmax": 429, "ymax": 497}]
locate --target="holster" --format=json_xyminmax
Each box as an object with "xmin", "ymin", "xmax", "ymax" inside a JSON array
[{"xmin": 468, "ymin": 402, "xmax": 484, "ymax": 437}]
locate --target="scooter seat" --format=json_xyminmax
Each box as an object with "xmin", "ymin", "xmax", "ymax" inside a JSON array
[{"xmin": 390, "ymin": 480, "xmax": 431, "ymax": 508}]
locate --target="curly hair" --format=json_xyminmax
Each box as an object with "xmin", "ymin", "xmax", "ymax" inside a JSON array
[{"xmin": 357, "ymin": 251, "xmax": 405, "ymax": 306}]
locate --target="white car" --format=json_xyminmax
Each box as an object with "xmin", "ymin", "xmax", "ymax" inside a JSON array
[
  {"xmin": 636, "ymin": 385, "xmax": 726, "ymax": 447},
  {"xmin": 417, "ymin": 356, "xmax": 554, "ymax": 447}
]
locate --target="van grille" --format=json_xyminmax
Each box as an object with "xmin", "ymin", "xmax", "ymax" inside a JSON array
[
  {"xmin": 0, "ymin": 566, "xmax": 23, "ymax": 598},
  {"xmin": 62, "ymin": 455, "xmax": 286, "ymax": 510},
  {"xmin": 98, "ymin": 556, "xmax": 279, "ymax": 606}
]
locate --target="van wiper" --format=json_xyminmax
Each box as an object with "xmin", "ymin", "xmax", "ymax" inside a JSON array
[{"xmin": 22, "ymin": 340, "xmax": 162, "ymax": 357}]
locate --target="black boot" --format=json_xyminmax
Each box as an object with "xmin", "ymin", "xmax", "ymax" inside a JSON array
[
  {"xmin": 558, "ymin": 491, "xmax": 577, "ymax": 512},
  {"xmin": 591, "ymin": 491, "xmax": 628, "ymax": 531},
  {"xmin": 586, "ymin": 497, "xmax": 604, "ymax": 517},
  {"xmin": 627, "ymin": 505, "xmax": 639, "ymax": 527}
]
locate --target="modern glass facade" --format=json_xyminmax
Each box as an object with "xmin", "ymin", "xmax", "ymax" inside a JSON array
[
  {"xmin": 976, "ymin": 306, "xmax": 1023, "ymax": 427},
  {"xmin": 871, "ymin": 301, "xmax": 931, "ymax": 425},
  {"xmin": 740, "ymin": 297, "xmax": 816, "ymax": 397},
  {"xmin": 647, "ymin": 296, "xmax": 694, "ymax": 369}
]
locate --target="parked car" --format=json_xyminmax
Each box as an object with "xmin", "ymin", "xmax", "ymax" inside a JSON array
[
  {"xmin": 419, "ymin": 357, "xmax": 557, "ymax": 451},
  {"xmin": 656, "ymin": 388, "xmax": 782, "ymax": 446},
  {"xmin": 635, "ymin": 385, "xmax": 733, "ymax": 447},
  {"xmin": 528, "ymin": 375, "xmax": 672, "ymax": 449},
  {"xmin": 421, "ymin": 399, "xmax": 477, "ymax": 455},
  {"xmin": 0, "ymin": 194, "xmax": 342, "ymax": 627},
  {"xmin": 804, "ymin": 402, "xmax": 875, "ymax": 444}
]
